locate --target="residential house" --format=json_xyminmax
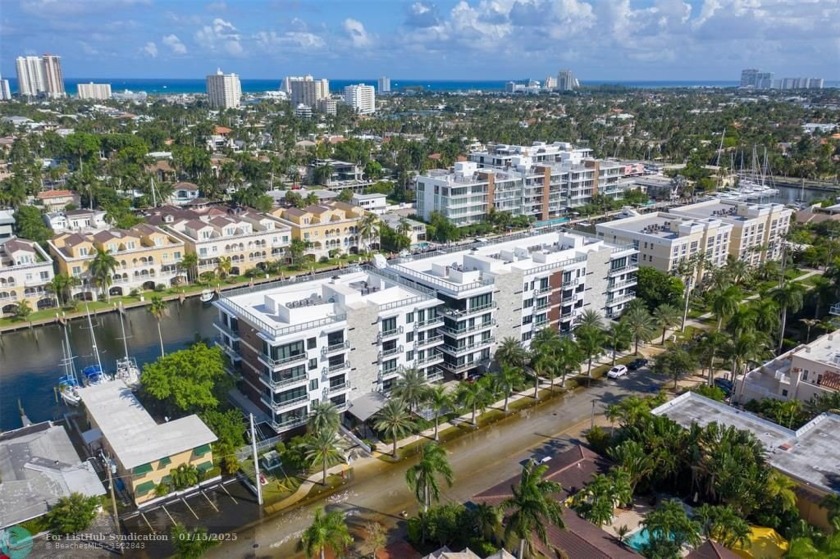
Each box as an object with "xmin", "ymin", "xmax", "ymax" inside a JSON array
[
  {"xmin": 0, "ymin": 237, "xmax": 56, "ymax": 315},
  {"xmin": 380, "ymin": 213, "xmax": 428, "ymax": 248},
  {"xmin": 169, "ymin": 182, "xmax": 200, "ymax": 206},
  {"xmin": 36, "ymin": 189, "xmax": 78, "ymax": 211},
  {"xmin": 271, "ymin": 201, "xmax": 371, "ymax": 260},
  {"xmin": 351, "ymin": 193, "xmax": 387, "ymax": 215},
  {"xmin": 0, "ymin": 209, "xmax": 14, "ymax": 243},
  {"xmin": 44, "ymin": 209, "xmax": 108, "ymax": 233}
]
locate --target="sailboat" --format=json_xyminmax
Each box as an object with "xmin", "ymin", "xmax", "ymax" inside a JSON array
[
  {"xmin": 81, "ymin": 304, "xmax": 109, "ymax": 386},
  {"xmin": 57, "ymin": 325, "xmax": 81, "ymax": 406},
  {"xmin": 115, "ymin": 308, "xmax": 140, "ymax": 387}
]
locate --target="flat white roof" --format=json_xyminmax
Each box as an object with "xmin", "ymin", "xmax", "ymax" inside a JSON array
[
  {"xmin": 653, "ymin": 392, "xmax": 840, "ymax": 496},
  {"xmin": 78, "ymin": 381, "xmax": 217, "ymax": 470},
  {"xmin": 791, "ymin": 330, "xmax": 840, "ymax": 369}
]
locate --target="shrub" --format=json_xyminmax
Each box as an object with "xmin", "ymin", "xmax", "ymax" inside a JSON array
[
  {"xmin": 586, "ymin": 425, "xmax": 612, "ymax": 455},
  {"xmin": 129, "ymin": 288, "xmax": 140, "ymax": 297},
  {"xmin": 154, "ymin": 283, "xmax": 166, "ymax": 292}
]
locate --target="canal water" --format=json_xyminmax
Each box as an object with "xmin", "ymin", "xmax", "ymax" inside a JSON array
[
  {"xmin": 0, "ymin": 297, "xmax": 217, "ymax": 431},
  {"xmin": 0, "ymin": 184, "xmax": 833, "ymax": 431}
]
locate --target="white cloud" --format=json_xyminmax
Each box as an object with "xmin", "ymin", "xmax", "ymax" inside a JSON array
[
  {"xmin": 255, "ymin": 30, "xmax": 326, "ymax": 50},
  {"xmin": 162, "ymin": 34, "xmax": 188, "ymax": 55},
  {"xmin": 194, "ymin": 17, "xmax": 244, "ymax": 56},
  {"xmin": 206, "ymin": 1, "xmax": 227, "ymax": 11},
  {"xmin": 79, "ymin": 41, "xmax": 99, "ymax": 55},
  {"xmin": 22, "ymin": 0, "xmax": 150, "ymax": 17},
  {"xmin": 142, "ymin": 41, "xmax": 158, "ymax": 58},
  {"xmin": 343, "ymin": 18, "xmax": 372, "ymax": 48}
]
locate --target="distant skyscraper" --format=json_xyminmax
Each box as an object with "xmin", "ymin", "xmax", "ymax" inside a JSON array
[
  {"xmin": 755, "ymin": 72, "xmax": 774, "ymax": 90},
  {"xmin": 544, "ymin": 76, "xmax": 557, "ymax": 90},
  {"xmin": 76, "ymin": 82, "xmax": 112, "ymax": 100},
  {"xmin": 41, "ymin": 54, "xmax": 65, "ymax": 98},
  {"xmin": 15, "ymin": 56, "xmax": 45, "ymax": 96},
  {"xmin": 378, "ymin": 76, "xmax": 391, "ymax": 93},
  {"xmin": 740, "ymin": 69, "xmax": 759, "ymax": 88},
  {"xmin": 0, "ymin": 75, "xmax": 11, "ymax": 101},
  {"xmin": 206, "ymin": 69, "xmax": 242, "ymax": 109},
  {"xmin": 343, "ymin": 84, "xmax": 376, "ymax": 114},
  {"xmin": 287, "ymin": 75, "xmax": 330, "ymax": 109},
  {"xmin": 808, "ymin": 78, "xmax": 824, "ymax": 89},
  {"xmin": 556, "ymin": 69, "xmax": 579, "ymax": 91}
]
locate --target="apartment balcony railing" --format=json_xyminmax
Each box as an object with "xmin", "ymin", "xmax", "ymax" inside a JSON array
[
  {"xmin": 441, "ymin": 360, "xmax": 482, "ymax": 374},
  {"xmin": 534, "ymin": 301, "xmax": 550, "ymax": 311},
  {"xmin": 259, "ymin": 372, "xmax": 308, "ymax": 391},
  {"xmin": 379, "ymin": 368, "xmax": 401, "ymax": 381},
  {"xmin": 414, "ymin": 316, "xmax": 444, "ymax": 330},
  {"xmin": 323, "ymin": 361, "xmax": 350, "ymax": 375},
  {"xmin": 560, "ymin": 311, "xmax": 574, "ymax": 320},
  {"xmin": 534, "ymin": 285, "xmax": 552, "ymax": 295},
  {"xmin": 269, "ymin": 416, "xmax": 308, "ymax": 432},
  {"xmin": 416, "ymin": 353, "xmax": 444, "ymax": 367},
  {"xmin": 562, "ymin": 277, "xmax": 580, "ymax": 288},
  {"xmin": 608, "ymin": 277, "xmax": 637, "ymax": 290},
  {"xmin": 607, "ymin": 291, "xmax": 636, "ymax": 306},
  {"xmin": 259, "ymin": 352, "xmax": 307, "ymax": 369},
  {"xmin": 321, "ymin": 341, "xmax": 349, "ymax": 356},
  {"xmin": 608, "ymin": 259, "xmax": 639, "ymax": 276},
  {"xmin": 442, "ymin": 320, "xmax": 495, "ymax": 337},
  {"xmin": 440, "ymin": 337, "xmax": 495, "ymax": 356},
  {"xmin": 214, "ymin": 337, "xmax": 241, "ymax": 362},
  {"xmin": 377, "ymin": 326, "xmax": 404, "ymax": 342},
  {"xmin": 534, "ymin": 318, "xmax": 548, "ymax": 328},
  {"xmin": 439, "ymin": 301, "xmax": 496, "ymax": 319},
  {"xmin": 426, "ymin": 370, "xmax": 445, "ymax": 383},
  {"xmin": 262, "ymin": 394, "xmax": 308, "ymax": 412},
  {"xmin": 415, "ymin": 334, "xmax": 443, "ymax": 348},
  {"xmin": 213, "ymin": 320, "xmax": 241, "ymax": 341},
  {"xmin": 378, "ymin": 346, "xmax": 403, "ymax": 361}
]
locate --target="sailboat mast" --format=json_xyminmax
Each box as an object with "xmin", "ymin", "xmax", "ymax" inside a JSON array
[
  {"xmin": 85, "ymin": 304, "xmax": 104, "ymax": 373},
  {"xmin": 151, "ymin": 177, "xmax": 157, "ymax": 208},
  {"xmin": 119, "ymin": 309, "xmax": 130, "ymax": 361},
  {"xmin": 63, "ymin": 324, "xmax": 77, "ymax": 383}
]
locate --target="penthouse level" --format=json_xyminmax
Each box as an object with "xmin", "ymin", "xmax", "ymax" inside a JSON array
[
  {"xmin": 387, "ymin": 230, "xmax": 638, "ymax": 377},
  {"xmin": 214, "ymin": 266, "xmax": 444, "ymax": 435}
]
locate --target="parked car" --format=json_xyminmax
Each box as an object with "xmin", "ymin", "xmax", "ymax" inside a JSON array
[
  {"xmin": 607, "ymin": 365, "xmax": 628, "ymax": 379},
  {"xmin": 713, "ymin": 377, "xmax": 734, "ymax": 396},
  {"xmin": 628, "ymin": 358, "xmax": 649, "ymax": 371}
]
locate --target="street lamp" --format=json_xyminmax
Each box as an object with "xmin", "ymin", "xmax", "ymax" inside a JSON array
[{"xmin": 590, "ymin": 399, "xmax": 597, "ymax": 429}]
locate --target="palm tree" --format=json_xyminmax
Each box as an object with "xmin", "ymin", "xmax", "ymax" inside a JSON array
[
  {"xmin": 556, "ymin": 336, "xmax": 583, "ymax": 388},
  {"xmin": 179, "ymin": 252, "xmax": 199, "ymax": 284},
  {"xmin": 608, "ymin": 320, "xmax": 633, "ymax": 366},
  {"xmin": 607, "ymin": 441, "xmax": 653, "ymax": 496},
  {"xmin": 750, "ymin": 297, "xmax": 780, "ymax": 335},
  {"xmin": 48, "ymin": 273, "xmax": 79, "ymax": 307},
  {"xmin": 530, "ymin": 356, "xmax": 548, "ymax": 400},
  {"xmin": 215, "ymin": 255, "xmax": 232, "ymax": 279},
  {"xmin": 726, "ymin": 330, "xmax": 771, "ymax": 384},
  {"xmin": 495, "ymin": 336, "xmax": 529, "ymax": 370},
  {"xmin": 357, "ymin": 213, "xmax": 380, "ymax": 253},
  {"xmin": 426, "ymin": 385, "xmax": 451, "ymax": 441},
  {"xmin": 373, "ymin": 399, "xmax": 414, "ymax": 458},
  {"xmin": 304, "ymin": 427, "xmax": 345, "ymax": 484},
  {"xmin": 148, "ymin": 295, "xmax": 167, "ymax": 357},
  {"xmin": 641, "ymin": 499, "xmax": 702, "ymax": 556},
  {"xmin": 405, "ymin": 442, "xmax": 454, "ymax": 512},
  {"xmin": 576, "ymin": 308, "xmax": 604, "ymax": 331},
  {"xmin": 455, "ymin": 380, "xmax": 487, "ymax": 426},
  {"xmin": 14, "ymin": 299, "xmax": 32, "ymax": 322},
  {"xmin": 391, "ymin": 367, "xmax": 428, "ymax": 413},
  {"xmin": 88, "ymin": 248, "xmax": 118, "ymax": 300},
  {"xmin": 622, "ymin": 306, "xmax": 657, "ymax": 354},
  {"xmin": 299, "ymin": 507, "xmax": 353, "ymax": 559},
  {"xmin": 501, "ymin": 461, "xmax": 565, "ymax": 559},
  {"xmin": 653, "ymin": 303, "xmax": 682, "ymax": 345},
  {"xmin": 770, "ymin": 282, "xmax": 806, "ymax": 352},
  {"xmin": 494, "ymin": 366, "xmax": 522, "ymax": 413},
  {"xmin": 709, "ymin": 285, "xmax": 743, "ymax": 330},
  {"xmin": 471, "ymin": 503, "xmax": 503, "ymax": 546},
  {"xmin": 308, "ymin": 401, "xmax": 341, "ymax": 435},
  {"xmin": 575, "ymin": 324, "xmax": 606, "ymax": 379}
]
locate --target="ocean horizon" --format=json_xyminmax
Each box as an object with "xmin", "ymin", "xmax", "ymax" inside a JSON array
[{"xmin": 2, "ymin": 77, "xmax": 771, "ymax": 96}]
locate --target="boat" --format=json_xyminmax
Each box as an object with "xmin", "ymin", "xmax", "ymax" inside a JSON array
[
  {"xmin": 200, "ymin": 290, "xmax": 215, "ymax": 303},
  {"xmin": 82, "ymin": 304, "xmax": 111, "ymax": 385},
  {"xmin": 57, "ymin": 326, "xmax": 81, "ymax": 406},
  {"xmin": 115, "ymin": 309, "xmax": 140, "ymax": 387}
]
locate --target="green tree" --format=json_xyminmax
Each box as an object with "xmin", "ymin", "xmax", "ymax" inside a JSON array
[
  {"xmin": 45, "ymin": 492, "xmax": 99, "ymax": 535},
  {"xmin": 286, "ymin": 238, "xmax": 309, "ymax": 266},
  {"xmin": 215, "ymin": 255, "xmax": 232, "ymax": 279},
  {"xmin": 405, "ymin": 442, "xmax": 454, "ymax": 512},
  {"xmin": 140, "ymin": 343, "xmax": 229, "ymax": 415},
  {"xmin": 305, "ymin": 427, "xmax": 345, "ymax": 484},
  {"xmin": 608, "ymin": 320, "xmax": 633, "ymax": 366},
  {"xmin": 14, "ymin": 205, "xmax": 52, "ymax": 244},
  {"xmin": 148, "ymin": 295, "xmax": 167, "ymax": 358},
  {"xmin": 622, "ymin": 306, "xmax": 657, "ymax": 355},
  {"xmin": 48, "ymin": 273, "xmax": 80, "ymax": 307},
  {"xmin": 299, "ymin": 508, "xmax": 353, "ymax": 559},
  {"xmin": 455, "ymin": 379, "xmax": 490, "ymax": 426},
  {"xmin": 608, "ymin": 440, "xmax": 654, "ymax": 495},
  {"xmin": 180, "ymin": 252, "xmax": 199, "ymax": 284},
  {"xmin": 88, "ymin": 249, "xmax": 118, "ymax": 300},
  {"xmin": 653, "ymin": 303, "xmax": 682, "ymax": 345},
  {"xmin": 709, "ymin": 285, "xmax": 743, "ymax": 330},
  {"xmin": 373, "ymin": 399, "xmax": 415, "ymax": 458},
  {"xmin": 170, "ymin": 463, "xmax": 201, "ymax": 489},
  {"xmin": 694, "ymin": 504, "xmax": 751, "ymax": 549},
  {"xmin": 392, "ymin": 367, "xmax": 428, "ymax": 413},
  {"xmin": 495, "ymin": 336, "xmax": 529, "ymax": 370},
  {"xmin": 635, "ymin": 266, "xmax": 684, "ymax": 311},
  {"xmin": 14, "ymin": 299, "xmax": 32, "ymax": 321},
  {"xmin": 501, "ymin": 461, "xmax": 565, "ymax": 559},
  {"xmin": 308, "ymin": 401, "xmax": 341, "ymax": 434},
  {"xmin": 640, "ymin": 499, "xmax": 702, "ymax": 558},
  {"xmin": 357, "ymin": 212, "xmax": 380, "ymax": 252},
  {"xmin": 575, "ymin": 323, "xmax": 606, "ymax": 380},
  {"xmin": 170, "ymin": 524, "xmax": 219, "ymax": 559},
  {"xmin": 494, "ymin": 366, "xmax": 522, "ymax": 413},
  {"xmin": 652, "ymin": 345, "xmax": 698, "ymax": 389},
  {"xmin": 426, "ymin": 385, "xmax": 452, "ymax": 441},
  {"xmin": 770, "ymin": 282, "xmax": 806, "ymax": 353}
]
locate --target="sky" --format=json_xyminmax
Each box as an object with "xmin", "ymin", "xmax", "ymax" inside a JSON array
[{"xmin": 2, "ymin": 0, "xmax": 839, "ymax": 81}]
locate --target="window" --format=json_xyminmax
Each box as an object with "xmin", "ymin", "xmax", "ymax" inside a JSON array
[
  {"xmin": 782, "ymin": 389, "xmax": 788, "ymax": 397},
  {"xmin": 307, "ymin": 337, "xmax": 317, "ymax": 349},
  {"xmin": 381, "ymin": 316, "xmax": 397, "ymax": 332},
  {"xmin": 406, "ymin": 331, "xmax": 414, "ymax": 343},
  {"xmin": 72, "ymin": 266, "xmax": 81, "ymax": 276},
  {"xmin": 309, "ymin": 379, "xmax": 319, "ymax": 391},
  {"xmin": 523, "ymin": 298, "xmax": 533, "ymax": 308},
  {"xmin": 406, "ymin": 312, "xmax": 414, "ymax": 324},
  {"xmin": 382, "ymin": 358, "xmax": 398, "ymax": 373},
  {"xmin": 308, "ymin": 358, "xmax": 317, "ymax": 371},
  {"xmin": 406, "ymin": 350, "xmax": 414, "ymax": 362},
  {"xmin": 522, "ymin": 331, "xmax": 532, "ymax": 342}
]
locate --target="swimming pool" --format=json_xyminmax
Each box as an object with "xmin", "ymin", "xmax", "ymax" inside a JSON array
[{"xmin": 625, "ymin": 528, "xmax": 676, "ymax": 552}]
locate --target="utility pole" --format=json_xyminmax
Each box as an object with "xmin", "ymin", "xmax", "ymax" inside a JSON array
[
  {"xmin": 681, "ymin": 275, "xmax": 693, "ymax": 332},
  {"xmin": 106, "ymin": 455, "xmax": 123, "ymax": 555},
  {"xmin": 590, "ymin": 399, "xmax": 597, "ymax": 430},
  {"xmin": 250, "ymin": 413, "xmax": 263, "ymax": 506}
]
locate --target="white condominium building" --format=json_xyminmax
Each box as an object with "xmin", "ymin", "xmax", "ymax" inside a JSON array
[
  {"xmin": 0, "ymin": 78, "xmax": 11, "ymax": 101},
  {"xmin": 41, "ymin": 55, "xmax": 65, "ymax": 98},
  {"xmin": 206, "ymin": 69, "xmax": 242, "ymax": 109},
  {"xmin": 378, "ymin": 76, "xmax": 391, "ymax": 93},
  {"xmin": 388, "ymin": 230, "xmax": 638, "ymax": 377},
  {"xmin": 556, "ymin": 69, "xmax": 579, "ymax": 91},
  {"xmin": 214, "ymin": 268, "xmax": 445, "ymax": 434},
  {"xmin": 343, "ymin": 84, "xmax": 375, "ymax": 114},
  {"xmin": 0, "ymin": 237, "xmax": 56, "ymax": 316},
  {"xmin": 77, "ymin": 82, "xmax": 112, "ymax": 100},
  {"xmin": 285, "ymin": 75, "xmax": 330, "ymax": 109},
  {"xmin": 15, "ymin": 56, "xmax": 46, "ymax": 97},
  {"xmin": 416, "ymin": 142, "xmax": 633, "ymax": 226}
]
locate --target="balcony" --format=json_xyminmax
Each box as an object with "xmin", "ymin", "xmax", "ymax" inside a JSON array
[
  {"xmin": 562, "ymin": 277, "xmax": 580, "ymax": 288},
  {"xmin": 214, "ymin": 337, "xmax": 241, "ymax": 362},
  {"xmin": 378, "ymin": 346, "xmax": 403, "ymax": 361},
  {"xmin": 442, "ymin": 319, "xmax": 496, "ymax": 337},
  {"xmin": 426, "ymin": 370, "xmax": 445, "ymax": 383},
  {"xmin": 322, "ymin": 341, "xmax": 349, "ymax": 356},
  {"xmin": 440, "ymin": 337, "xmax": 495, "ymax": 356},
  {"xmin": 560, "ymin": 311, "xmax": 574, "ymax": 321},
  {"xmin": 379, "ymin": 367, "xmax": 401, "ymax": 381},
  {"xmin": 213, "ymin": 320, "xmax": 240, "ymax": 341},
  {"xmin": 415, "ymin": 334, "xmax": 443, "ymax": 348},
  {"xmin": 608, "ymin": 259, "xmax": 639, "ymax": 276},
  {"xmin": 326, "ymin": 382, "xmax": 351, "ymax": 394},
  {"xmin": 262, "ymin": 394, "xmax": 308, "ymax": 413},
  {"xmin": 534, "ymin": 285, "xmax": 552, "ymax": 295},
  {"xmin": 414, "ymin": 316, "xmax": 444, "ymax": 330},
  {"xmin": 269, "ymin": 415, "xmax": 308, "ymax": 432},
  {"xmin": 441, "ymin": 360, "xmax": 482, "ymax": 374},
  {"xmin": 259, "ymin": 372, "xmax": 308, "ymax": 391},
  {"xmin": 534, "ymin": 301, "xmax": 550, "ymax": 311},
  {"xmin": 259, "ymin": 352, "xmax": 308, "ymax": 369},
  {"xmin": 416, "ymin": 352, "xmax": 444, "ymax": 367},
  {"xmin": 607, "ymin": 291, "xmax": 635, "ymax": 306},
  {"xmin": 439, "ymin": 301, "xmax": 496, "ymax": 319},
  {"xmin": 325, "ymin": 361, "xmax": 350, "ymax": 374},
  {"xmin": 378, "ymin": 325, "xmax": 404, "ymax": 342},
  {"xmin": 608, "ymin": 277, "xmax": 636, "ymax": 290}
]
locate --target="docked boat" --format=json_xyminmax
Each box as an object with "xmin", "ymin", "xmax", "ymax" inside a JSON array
[
  {"xmin": 200, "ymin": 289, "xmax": 215, "ymax": 303},
  {"xmin": 57, "ymin": 326, "xmax": 81, "ymax": 406},
  {"xmin": 82, "ymin": 304, "xmax": 111, "ymax": 385},
  {"xmin": 115, "ymin": 309, "xmax": 140, "ymax": 387}
]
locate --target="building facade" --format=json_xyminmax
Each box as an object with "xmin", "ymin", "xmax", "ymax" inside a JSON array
[
  {"xmin": 15, "ymin": 56, "xmax": 45, "ymax": 97},
  {"xmin": 206, "ymin": 69, "xmax": 242, "ymax": 109},
  {"xmin": 0, "ymin": 78, "xmax": 11, "ymax": 101},
  {"xmin": 41, "ymin": 55, "xmax": 65, "ymax": 98},
  {"xmin": 736, "ymin": 330, "xmax": 840, "ymax": 405},
  {"xmin": 0, "ymin": 237, "xmax": 56, "ymax": 316},
  {"xmin": 556, "ymin": 69, "xmax": 579, "ymax": 91},
  {"xmin": 286, "ymin": 75, "xmax": 330, "ymax": 109},
  {"xmin": 78, "ymin": 380, "xmax": 217, "ymax": 506},
  {"xmin": 48, "ymin": 224, "xmax": 186, "ymax": 298},
  {"xmin": 214, "ymin": 268, "xmax": 445, "ymax": 434},
  {"xmin": 77, "ymin": 82, "xmax": 112, "ymax": 100},
  {"xmin": 415, "ymin": 142, "xmax": 633, "ymax": 226},
  {"xmin": 343, "ymin": 84, "xmax": 376, "ymax": 114},
  {"xmin": 389, "ymin": 230, "xmax": 638, "ymax": 377},
  {"xmin": 148, "ymin": 206, "xmax": 291, "ymax": 277},
  {"xmin": 378, "ymin": 76, "xmax": 390, "ymax": 93},
  {"xmin": 45, "ymin": 209, "xmax": 108, "ymax": 233},
  {"xmin": 271, "ymin": 201, "xmax": 370, "ymax": 259}
]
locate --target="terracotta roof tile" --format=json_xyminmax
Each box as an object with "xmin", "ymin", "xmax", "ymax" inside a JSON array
[{"xmin": 686, "ymin": 540, "xmax": 741, "ymax": 559}]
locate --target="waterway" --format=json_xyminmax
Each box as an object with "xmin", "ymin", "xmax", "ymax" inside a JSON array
[
  {"xmin": 0, "ymin": 297, "xmax": 217, "ymax": 431},
  {"xmin": 0, "ymin": 184, "xmax": 834, "ymax": 431}
]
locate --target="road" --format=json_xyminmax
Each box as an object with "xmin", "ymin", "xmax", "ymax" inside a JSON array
[{"xmin": 207, "ymin": 369, "xmax": 663, "ymax": 559}]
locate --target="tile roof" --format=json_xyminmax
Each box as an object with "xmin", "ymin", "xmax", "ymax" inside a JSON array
[
  {"xmin": 174, "ymin": 181, "xmax": 199, "ymax": 191},
  {"xmin": 686, "ymin": 541, "xmax": 741, "ymax": 559},
  {"xmin": 37, "ymin": 189, "xmax": 74, "ymax": 199}
]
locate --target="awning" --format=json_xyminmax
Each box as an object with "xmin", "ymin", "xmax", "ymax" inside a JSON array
[{"xmin": 347, "ymin": 392, "xmax": 388, "ymax": 422}]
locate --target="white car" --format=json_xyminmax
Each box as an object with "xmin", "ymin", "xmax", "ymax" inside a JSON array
[{"xmin": 607, "ymin": 365, "xmax": 628, "ymax": 379}]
